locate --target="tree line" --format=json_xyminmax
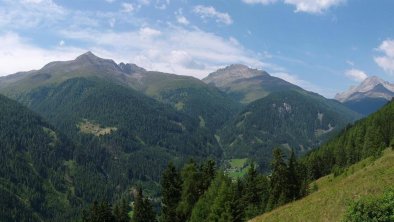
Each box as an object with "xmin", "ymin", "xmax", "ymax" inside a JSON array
[{"xmin": 83, "ymin": 148, "xmax": 309, "ymax": 222}]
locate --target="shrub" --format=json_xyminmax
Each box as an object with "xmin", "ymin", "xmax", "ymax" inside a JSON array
[{"xmin": 343, "ymin": 189, "xmax": 394, "ymax": 222}]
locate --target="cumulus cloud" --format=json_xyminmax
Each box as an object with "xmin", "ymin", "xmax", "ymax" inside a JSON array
[
  {"xmin": 175, "ymin": 9, "xmax": 190, "ymax": 25},
  {"xmin": 121, "ymin": 3, "xmax": 134, "ymax": 12},
  {"xmin": 242, "ymin": 0, "xmax": 346, "ymax": 14},
  {"xmin": 374, "ymin": 39, "xmax": 394, "ymax": 74},
  {"xmin": 345, "ymin": 68, "xmax": 368, "ymax": 82},
  {"xmin": 0, "ymin": 0, "xmax": 273, "ymax": 79},
  {"xmin": 193, "ymin": 5, "xmax": 233, "ymax": 25},
  {"xmin": 242, "ymin": 0, "xmax": 278, "ymax": 5},
  {"xmin": 284, "ymin": 0, "xmax": 346, "ymax": 14},
  {"xmin": 58, "ymin": 26, "xmax": 268, "ymax": 78}
]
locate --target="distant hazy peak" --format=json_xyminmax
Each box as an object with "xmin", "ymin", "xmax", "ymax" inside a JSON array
[
  {"xmin": 335, "ymin": 76, "xmax": 394, "ymax": 102},
  {"xmin": 203, "ymin": 64, "xmax": 268, "ymax": 87}
]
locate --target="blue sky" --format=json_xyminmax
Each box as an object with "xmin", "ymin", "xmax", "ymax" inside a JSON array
[{"xmin": 0, "ymin": 0, "xmax": 394, "ymax": 97}]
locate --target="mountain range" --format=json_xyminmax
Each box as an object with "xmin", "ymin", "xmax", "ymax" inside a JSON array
[
  {"xmin": 335, "ymin": 76, "xmax": 394, "ymax": 115},
  {"xmin": 0, "ymin": 52, "xmax": 364, "ymax": 220}
]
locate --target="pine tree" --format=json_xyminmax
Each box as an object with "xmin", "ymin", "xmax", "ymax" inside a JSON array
[
  {"xmin": 83, "ymin": 200, "xmax": 116, "ymax": 222},
  {"xmin": 199, "ymin": 159, "xmax": 216, "ymax": 194},
  {"xmin": 176, "ymin": 160, "xmax": 201, "ymax": 222},
  {"xmin": 243, "ymin": 163, "xmax": 269, "ymax": 219},
  {"xmin": 114, "ymin": 197, "xmax": 130, "ymax": 222},
  {"xmin": 160, "ymin": 162, "xmax": 182, "ymax": 222},
  {"xmin": 132, "ymin": 187, "xmax": 156, "ymax": 222},
  {"xmin": 266, "ymin": 148, "xmax": 289, "ymax": 211},
  {"xmin": 287, "ymin": 149, "xmax": 300, "ymax": 201}
]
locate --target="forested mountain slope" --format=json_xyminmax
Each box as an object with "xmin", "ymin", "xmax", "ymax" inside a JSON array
[
  {"xmin": 251, "ymin": 99, "xmax": 394, "ymax": 221},
  {"xmin": 219, "ymin": 90, "xmax": 360, "ymax": 171},
  {"xmin": 303, "ymin": 99, "xmax": 394, "ymax": 179},
  {"xmin": 0, "ymin": 95, "xmax": 80, "ymax": 221},
  {"xmin": 14, "ymin": 77, "xmax": 221, "ymax": 190},
  {"xmin": 133, "ymin": 71, "xmax": 241, "ymax": 131}
]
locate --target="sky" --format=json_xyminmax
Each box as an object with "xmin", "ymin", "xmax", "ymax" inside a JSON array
[{"xmin": 0, "ymin": 0, "xmax": 394, "ymax": 98}]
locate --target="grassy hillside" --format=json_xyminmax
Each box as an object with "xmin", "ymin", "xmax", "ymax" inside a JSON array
[{"xmin": 251, "ymin": 148, "xmax": 394, "ymax": 222}]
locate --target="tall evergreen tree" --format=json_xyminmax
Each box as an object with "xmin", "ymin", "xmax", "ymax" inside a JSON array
[
  {"xmin": 267, "ymin": 148, "xmax": 289, "ymax": 211},
  {"xmin": 199, "ymin": 159, "xmax": 216, "ymax": 194},
  {"xmin": 113, "ymin": 197, "xmax": 130, "ymax": 222},
  {"xmin": 132, "ymin": 187, "xmax": 156, "ymax": 222},
  {"xmin": 243, "ymin": 163, "xmax": 269, "ymax": 219},
  {"xmin": 82, "ymin": 201, "xmax": 116, "ymax": 222},
  {"xmin": 160, "ymin": 162, "xmax": 182, "ymax": 222},
  {"xmin": 287, "ymin": 149, "xmax": 301, "ymax": 201},
  {"xmin": 176, "ymin": 160, "xmax": 201, "ymax": 222}
]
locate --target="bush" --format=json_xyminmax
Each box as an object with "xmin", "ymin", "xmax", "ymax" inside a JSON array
[
  {"xmin": 343, "ymin": 189, "xmax": 394, "ymax": 222},
  {"xmin": 332, "ymin": 165, "xmax": 344, "ymax": 177}
]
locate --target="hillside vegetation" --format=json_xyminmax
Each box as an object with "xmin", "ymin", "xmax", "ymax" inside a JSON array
[
  {"xmin": 0, "ymin": 95, "xmax": 79, "ymax": 221},
  {"xmin": 251, "ymin": 148, "xmax": 394, "ymax": 222}
]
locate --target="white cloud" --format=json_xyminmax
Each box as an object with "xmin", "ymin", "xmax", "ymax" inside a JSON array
[
  {"xmin": 0, "ymin": 32, "xmax": 84, "ymax": 76},
  {"xmin": 374, "ymin": 39, "xmax": 394, "ymax": 74},
  {"xmin": 154, "ymin": 0, "xmax": 170, "ymax": 10},
  {"xmin": 193, "ymin": 5, "xmax": 233, "ymax": 25},
  {"xmin": 105, "ymin": 0, "xmax": 116, "ymax": 3},
  {"xmin": 138, "ymin": 0, "xmax": 150, "ymax": 5},
  {"xmin": 0, "ymin": 0, "xmax": 66, "ymax": 29},
  {"xmin": 0, "ymin": 0, "xmax": 274, "ymax": 79},
  {"xmin": 109, "ymin": 18, "xmax": 116, "ymax": 27},
  {"xmin": 345, "ymin": 68, "xmax": 368, "ymax": 82},
  {"xmin": 59, "ymin": 27, "xmax": 268, "ymax": 78},
  {"xmin": 271, "ymin": 72, "xmax": 321, "ymax": 93},
  {"xmin": 139, "ymin": 27, "xmax": 162, "ymax": 39},
  {"xmin": 284, "ymin": 0, "xmax": 346, "ymax": 14},
  {"xmin": 121, "ymin": 3, "xmax": 134, "ymax": 12},
  {"xmin": 241, "ymin": 0, "xmax": 346, "ymax": 14},
  {"xmin": 175, "ymin": 9, "xmax": 189, "ymax": 25},
  {"xmin": 346, "ymin": 60, "xmax": 354, "ymax": 66},
  {"xmin": 242, "ymin": 0, "xmax": 278, "ymax": 5},
  {"xmin": 177, "ymin": 16, "xmax": 189, "ymax": 25}
]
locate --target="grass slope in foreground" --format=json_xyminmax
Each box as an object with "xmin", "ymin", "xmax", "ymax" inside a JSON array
[{"xmin": 251, "ymin": 148, "xmax": 394, "ymax": 222}]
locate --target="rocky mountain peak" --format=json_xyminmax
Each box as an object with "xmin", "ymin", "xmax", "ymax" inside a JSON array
[
  {"xmin": 335, "ymin": 76, "xmax": 394, "ymax": 102},
  {"xmin": 203, "ymin": 64, "xmax": 267, "ymax": 88}
]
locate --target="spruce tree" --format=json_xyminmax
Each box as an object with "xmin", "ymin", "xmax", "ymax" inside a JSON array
[
  {"xmin": 267, "ymin": 148, "xmax": 289, "ymax": 211},
  {"xmin": 176, "ymin": 160, "xmax": 200, "ymax": 222},
  {"xmin": 114, "ymin": 197, "xmax": 130, "ymax": 222},
  {"xmin": 287, "ymin": 149, "xmax": 300, "ymax": 201},
  {"xmin": 83, "ymin": 200, "xmax": 116, "ymax": 222},
  {"xmin": 160, "ymin": 162, "xmax": 182, "ymax": 222},
  {"xmin": 132, "ymin": 187, "xmax": 156, "ymax": 222}
]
